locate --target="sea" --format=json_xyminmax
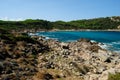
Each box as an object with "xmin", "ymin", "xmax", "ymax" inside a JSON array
[{"xmin": 30, "ymin": 31, "xmax": 120, "ymax": 53}]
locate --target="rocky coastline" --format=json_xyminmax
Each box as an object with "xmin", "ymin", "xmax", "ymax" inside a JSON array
[
  {"xmin": 34, "ymin": 36, "xmax": 120, "ymax": 80},
  {"xmin": 0, "ymin": 30, "xmax": 120, "ymax": 80}
]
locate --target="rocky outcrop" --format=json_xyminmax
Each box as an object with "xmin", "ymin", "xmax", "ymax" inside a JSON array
[
  {"xmin": 1, "ymin": 32, "xmax": 120, "ymax": 80},
  {"xmin": 117, "ymin": 25, "xmax": 120, "ymax": 29},
  {"xmin": 35, "ymin": 37, "xmax": 120, "ymax": 80}
]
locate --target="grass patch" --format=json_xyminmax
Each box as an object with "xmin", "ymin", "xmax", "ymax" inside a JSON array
[{"xmin": 108, "ymin": 73, "xmax": 120, "ymax": 80}]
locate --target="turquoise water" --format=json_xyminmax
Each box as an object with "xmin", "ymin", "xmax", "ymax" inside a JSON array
[{"xmin": 34, "ymin": 31, "xmax": 120, "ymax": 53}]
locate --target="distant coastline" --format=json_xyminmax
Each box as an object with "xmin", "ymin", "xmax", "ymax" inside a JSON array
[
  {"xmin": 0, "ymin": 16, "xmax": 120, "ymax": 33},
  {"xmin": 26, "ymin": 29, "xmax": 120, "ymax": 33},
  {"xmin": 49, "ymin": 29, "xmax": 120, "ymax": 32}
]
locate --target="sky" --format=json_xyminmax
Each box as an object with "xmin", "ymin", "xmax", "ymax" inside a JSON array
[{"xmin": 0, "ymin": 0, "xmax": 120, "ymax": 21}]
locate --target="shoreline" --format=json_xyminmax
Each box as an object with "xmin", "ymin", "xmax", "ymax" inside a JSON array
[
  {"xmin": 29, "ymin": 30, "xmax": 120, "ymax": 54},
  {"xmin": 50, "ymin": 29, "xmax": 120, "ymax": 32},
  {"xmin": 17, "ymin": 28, "xmax": 120, "ymax": 33},
  {"xmin": 29, "ymin": 29, "xmax": 120, "ymax": 33}
]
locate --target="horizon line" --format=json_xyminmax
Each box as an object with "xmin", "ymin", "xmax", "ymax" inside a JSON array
[{"xmin": 0, "ymin": 16, "xmax": 120, "ymax": 22}]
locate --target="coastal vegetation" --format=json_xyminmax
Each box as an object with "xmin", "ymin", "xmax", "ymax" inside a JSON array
[
  {"xmin": 0, "ymin": 28, "xmax": 50, "ymax": 79},
  {"xmin": 0, "ymin": 16, "xmax": 120, "ymax": 31}
]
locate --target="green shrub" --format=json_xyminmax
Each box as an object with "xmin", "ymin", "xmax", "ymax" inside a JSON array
[
  {"xmin": 0, "ymin": 33, "xmax": 15, "ymax": 41},
  {"xmin": 108, "ymin": 73, "xmax": 120, "ymax": 80},
  {"xmin": 0, "ymin": 28, "xmax": 9, "ymax": 34},
  {"xmin": 15, "ymin": 35, "xmax": 36, "ymax": 43}
]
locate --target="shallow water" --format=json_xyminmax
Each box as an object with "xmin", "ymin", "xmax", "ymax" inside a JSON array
[{"xmin": 34, "ymin": 31, "xmax": 120, "ymax": 53}]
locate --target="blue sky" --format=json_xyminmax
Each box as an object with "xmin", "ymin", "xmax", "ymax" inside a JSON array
[{"xmin": 0, "ymin": 0, "xmax": 120, "ymax": 21}]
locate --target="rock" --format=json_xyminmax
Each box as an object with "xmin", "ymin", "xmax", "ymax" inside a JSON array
[
  {"xmin": 0, "ymin": 51, "xmax": 11, "ymax": 60},
  {"xmin": 99, "ymin": 68, "xmax": 116, "ymax": 80},
  {"xmin": 74, "ymin": 57, "xmax": 85, "ymax": 63},
  {"xmin": 5, "ymin": 68, "xmax": 13, "ymax": 74},
  {"xmin": 0, "ymin": 62, "xmax": 4, "ymax": 73},
  {"xmin": 96, "ymin": 66, "xmax": 107, "ymax": 74},
  {"xmin": 78, "ymin": 38, "xmax": 90, "ymax": 42},
  {"xmin": 60, "ymin": 42, "xmax": 69, "ymax": 49},
  {"xmin": 45, "ymin": 62, "xmax": 55, "ymax": 69},
  {"xmin": 104, "ymin": 57, "xmax": 112, "ymax": 63},
  {"xmin": 43, "ymin": 73, "xmax": 54, "ymax": 80},
  {"xmin": 85, "ymin": 74, "xmax": 99, "ymax": 80},
  {"xmin": 62, "ymin": 45, "xmax": 69, "ymax": 49},
  {"xmin": 88, "ymin": 45, "xmax": 100, "ymax": 52},
  {"xmin": 97, "ymin": 50, "xmax": 110, "ymax": 62}
]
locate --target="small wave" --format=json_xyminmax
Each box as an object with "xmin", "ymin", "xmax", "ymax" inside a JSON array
[
  {"xmin": 44, "ymin": 35, "xmax": 55, "ymax": 37},
  {"xmin": 98, "ymin": 42, "xmax": 120, "ymax": 53},
  {"xmin": 90, "ymin": 40, "xmax": 97, "ymax": 43},
  {"xmin": 29, "ymin": 33, "xmax": 41, "ymax": 36},
  {"xmin": 51, "ymin": 38, "xmax": 58, "ymax": 40},
  {"xmin": 114, "ymin": 50, "xmax": 120, "ymax": 53},
  {"xmin": 35, "ymin": 33, "xmax": 40, "ymax": 35},
  {"xmin": 90, "ymin": 39, "xmax": 108, "ymax": 49},
  {"xmin": 66, "ymin": 40, "xmax": 76, "ymax": 42},
  {"xmin": 98, "ymin": 43, "xmax": 109, "ymax": 49},
  {"xmin": 45, "ymin": 37, "xmax": 50, "ymax": 39},
  {"xmin": 29, "ymin": 33, "xmax": 36, "ymax": 36},
  {"xmin": 112, "ymin": 41, "xmax": 120, "ymax": 45}
]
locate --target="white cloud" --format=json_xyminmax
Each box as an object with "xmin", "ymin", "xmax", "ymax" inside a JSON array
[
  {"xmin": 0, "ymin": 16, "xmax": 9, "ymax": 21},
  {"xmin": 0, "ymin": 17, "xmax": 24, "ymax": 21}
]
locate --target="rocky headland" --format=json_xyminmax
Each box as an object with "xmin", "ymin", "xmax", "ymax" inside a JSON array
[{"xmin": 0, "ymin": 29, "xmax": 120, "ymax": 80}]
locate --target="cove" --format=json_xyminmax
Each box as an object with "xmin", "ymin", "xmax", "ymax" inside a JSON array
[{"xmin": 34, "ymin": 31, "xmax": 120, "ymax": 53}]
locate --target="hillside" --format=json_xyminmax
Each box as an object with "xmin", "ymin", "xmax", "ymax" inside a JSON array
[{"xmin": 0, "ymin": 16, "xmax": 120, "ymax": 31}]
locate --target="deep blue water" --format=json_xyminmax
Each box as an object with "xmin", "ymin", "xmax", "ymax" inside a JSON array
[{"xmin": 33, "ymin": 31, "xmax": 120, "ymax": 53}]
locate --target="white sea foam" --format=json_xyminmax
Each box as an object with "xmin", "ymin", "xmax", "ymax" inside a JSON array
[
  {"xmin": 90, "ymin": 40, "xmax": 97, "ymax": 43},
  {"xmin": 29, "ymin": 33, "xmax": 40, "ymax": 36},
  {"xmin": 29, "ymin": 33, "xmax": 36, "ymax": 36},
  {"xmin": 114, "ymin": 50, "xmax": 120, "ymax": 53},
  {"xmin": 45, "ymin": 37, "xmax": 50, "ymax": 39},
  {"xmin": 98, "ymin": 41, "xmax": 120, "ymax": 53},
  {"xmin": 98, "ymin": 43, "xmax": 109, "ymax": 49},
  {"xmin": 112, "ymin": 41, "xmax": 120, "ymax": 45},
  {"xmin": 66, "ymin": 40, "xmax": 76, "ymax": 42},
  {"xmin": 35, "ymin": 33, "xmax": 39, "ymax": 35},
  {"xmin": 44, "ymin": 35, "xmax": 52, "ymax": 37},
  {"xmin": 51, "ymin": 38, "xmax": 58, "ymax": 40}
]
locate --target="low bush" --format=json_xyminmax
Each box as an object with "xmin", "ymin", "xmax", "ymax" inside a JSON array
[
  {"xmin": 108, "ymin": 73, "xmax": 120, "ymax": 80},
  {"xmin": 15, "ymin": 35, "xmax": 36, "ymax": 43}
]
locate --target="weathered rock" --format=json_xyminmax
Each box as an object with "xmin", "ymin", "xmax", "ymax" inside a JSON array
[
  {"xmin": 104, "ymin": 57, "xmax": 112, "ymax": 63},
  {"xmin": 99, "ymin": 68, "xmax": 116, "ymax": 80},
  {"xmin": 97, "ymin": 50, "xmax": 110, "ymax": 62},
  {"xmin": 78, "ymin": 38, "xmax": 90, "ymax": 42}
]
